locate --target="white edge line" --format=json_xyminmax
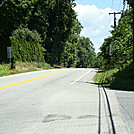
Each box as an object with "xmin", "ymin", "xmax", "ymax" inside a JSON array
[{"xmin": 71, "ymin": 70, "xmax": 92, "ymax": 85}]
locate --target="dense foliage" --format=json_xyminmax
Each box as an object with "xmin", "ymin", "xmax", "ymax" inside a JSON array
[
  {"xmin": 76, "ymin": 37, "xmax": 97, "ymax": 68},
  {"xmin": 0, "ymin": 0, "xmax": 38, "ymax": 63},
  {"xmin": 11, "ymin": 27, "xmax": 42, "ymax": 44},
  {"xmin": 99, "ymin": 9, "xmax": 133, "ymax": 69},
  {"xmin": 0, "ymin": 0, "xmax": 97, "ymax": 68},
  {"xmin": 124, "ymin": 0, "xmax": 134, "ymax": 7},
  {"xmin": 95, "ymin": 1, "xmax": 134, "ymax": 91},
  {"xmin": 10, "ymin": 38, "xmax": 44, "ymax": 62},
  {"xmin": 61, "ymin": 36, "xmax": 97, "ymax": 68}
]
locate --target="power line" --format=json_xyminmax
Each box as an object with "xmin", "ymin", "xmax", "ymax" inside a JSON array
[
  {"xmin": 111, "ymin": 0, "xmax": 114, "ymax": 9},
  {"xmin": 117, "ymin": 0, "xmax": 123, "ymax": 11}
]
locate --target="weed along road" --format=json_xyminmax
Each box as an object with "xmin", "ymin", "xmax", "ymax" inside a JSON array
[{"xmin": 0, "ymin": 68, "xmax": 130, "ymax": 134}]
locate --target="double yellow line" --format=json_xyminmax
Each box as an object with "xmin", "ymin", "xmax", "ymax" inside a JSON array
[{"xmin": 0, "ymin": 70, "xmax": 70, "ymax": 90}]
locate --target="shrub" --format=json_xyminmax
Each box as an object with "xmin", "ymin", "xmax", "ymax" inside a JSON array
[
  {"xmin": 0, "ymin": 64, "xmax": 10, "ymax": 76},
  {"xmin": 10, "ymin": 38, "xmax": 45, "ymax": 62},
  {"xmin": 11, "ymin": 27, "xmax": 42, "ymax": 44}
]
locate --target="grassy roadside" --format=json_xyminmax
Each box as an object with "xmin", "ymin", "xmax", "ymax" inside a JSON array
[
  {"xmin": 94, "ymin": 63, "xmax": 134, "ymax": 91},
  {"xmin": 94, "ymin": 68, "xmax": 118, "ymax": 87},
  {"xmin": 0, "ymin": 62, "xmax": 54, "ymax": 77}
]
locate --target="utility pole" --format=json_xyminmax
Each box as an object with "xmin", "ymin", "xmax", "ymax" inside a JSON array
[
  {"xmin": 109, "ymin": 12, "xmax": 121, "ymax": 28},
  {"xmin": 108, "ymin": 12, "xmax": 121, "ymax": 57}
]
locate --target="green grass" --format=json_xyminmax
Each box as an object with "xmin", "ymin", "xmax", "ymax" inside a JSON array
[
  {"xmin": 15, "ymin": 61, "xmax": 54, "ymax": 70},
  {"xmin": 94, "ymin": 63, "xmax": 134, "ymax": 91},
  {"xmin": 0, "ymin": 64, "xmax": 10, "ymax": 76},
  {"xmin": 0, "ymin": 61, "xmax": 54, "ymax": 77},
  {"xmin": 94, "ymin": 68, "xmax": 118, "ymax": 86}
]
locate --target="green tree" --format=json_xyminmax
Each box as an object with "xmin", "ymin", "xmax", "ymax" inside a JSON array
[
  {"xmin": 76, "ymin": 37, "xmax": 96, "ymax": 68},
  {"xmin": 28, "ymin": 0, "xmax": 49, "ymax": 42},
  {"xmin": 0, "ymin": 0, "xmax": 97, "ymax": 68},
  {"xmin": 61, "ymin": 41, "xmax": 78, "ymax": 67},
  {"xmin": 124, "ymin": 0, "xmax": 134, "ymax": 7},
  {"xmin": 60, "ymin": 19, "xmax": 82, "ymax": 67},
  {"xmin": 100, "ymin": 9, "xmax": 133, "ymax": 69},
  {"xmin": 44, "ymin": 0, "xmax": 77, "ymax": 65},
  {"xmin": 0, "ymin": 0, "xmax": 37, "ymax": 63},
  {"xmin": 11, "ymin": 27, "xmax": 42, "ymax": 44}
]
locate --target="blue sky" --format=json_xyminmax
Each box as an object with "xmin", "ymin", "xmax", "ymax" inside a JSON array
[
  {"xmin": 74, "ymin": 0, "xmax": 125, "ymax": 53},
  {"xmin": 75, "ymin": 0, "xmax": 124, "ymax": 10}
]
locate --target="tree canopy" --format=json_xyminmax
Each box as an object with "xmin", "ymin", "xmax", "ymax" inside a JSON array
[
  {"xmin": 99, "ymin": 9, "xmax": 133, "ymax": 69},
  {"xmin": 124, "ymin": 0, "xmax": 134, "ymax": 7},
  {"xmin": 0, "ymin": 0, "xmax": 97, "ymax": 68}
]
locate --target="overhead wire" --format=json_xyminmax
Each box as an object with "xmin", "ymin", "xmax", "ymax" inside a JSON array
[
  {"xmin": 117, "ymin": 0, "xmax": 123, "ymax": 11},
  {"xmin": 111, "ymin": 0, "xmax": 122, "ymax": 25},
  {"xmin": 109, "ymin": 0, "xmax": 114, "ymax": 28},
  {"xmin": 112, "ymin": 0, "xmax": 126, "ymax": 11},
  {"xmin": 111, "ymin": 0, "xmax": 114, "ymax": 9}
]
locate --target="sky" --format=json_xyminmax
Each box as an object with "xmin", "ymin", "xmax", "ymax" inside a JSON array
[{"xmin": 74, "ymin": 0, "xmax": 126, "ymax": 53}]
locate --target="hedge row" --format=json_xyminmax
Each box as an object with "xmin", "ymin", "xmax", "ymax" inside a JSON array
[{"xmin": 10, "ymin": 38, "xmax": 45, "ymax": 62}]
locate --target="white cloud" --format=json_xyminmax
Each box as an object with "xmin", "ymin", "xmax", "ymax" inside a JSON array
[{"xmin": 74, "ymin": 4, "xmax": 121, "ymax": 53}]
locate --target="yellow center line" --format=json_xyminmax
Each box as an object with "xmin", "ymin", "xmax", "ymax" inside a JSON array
[{"xmin": 0, "ymin": 69, "xmax": 71, "ymax": 90}]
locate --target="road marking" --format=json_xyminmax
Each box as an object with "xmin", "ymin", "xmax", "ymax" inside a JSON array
[
  {"xmin": 71, "ymin": 70, "xmax": 92, "ymax": 85},
  {"xmin": 0, "ymin": 70, "xmax": 71, "ymax": 90}
]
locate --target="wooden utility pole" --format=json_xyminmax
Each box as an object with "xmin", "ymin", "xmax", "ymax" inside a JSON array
[
  {"xmin": 109, "ymin": 12, "xmax": 121, "ymax": 28},
  {"xmin": 108, "ymin": 12, "xmax": 121, "ymax": 56}
]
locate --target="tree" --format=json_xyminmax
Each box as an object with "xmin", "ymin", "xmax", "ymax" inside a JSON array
[
  {"xmin": 99, "ymin": 37, "xmax": 113, "ymax": 69},
  {"xmin": 60, "ymin": 19, "xmax": 82, "ymax": 67},
  {"xmin": 11, "ymin": 27, "xmax": 42, "ymax": 44},
  {"xmin": 0, "ymin": 0, "xmax": 97, "ymax": 68},
  {"xmin": 60, "ymin": 19, "xmax": 97, "ymax": 68},
  {"xmin": 124, "ymin": 0, "xmax": 134, "ymax": 7},
  {"xmin": 99, "ymin": 9, "xmax": 133, "ymax": 69},
  {"xmin": 124, "ymin": 0, "xmax": 134, "ymax": 63},
  {"xmin": 28, "ymin": 0, "xmax": 49, "ymax": 43},
  {"xmin": 0, "ymin": 0, "xmax": 37, "ymax": 63},
  {"xmin": 0, "ymin": 0, "xmax": 36, "ymax": 34},
  {"xmin": 44, "ymin": 0, "xmax": 77, "ymax": 65},
  {"xmin": 76, "ymin": 37, "xmax": 96, "ymax": 68}
]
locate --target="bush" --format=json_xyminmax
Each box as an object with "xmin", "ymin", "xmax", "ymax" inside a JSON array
[
  {"xmin": 94, "ymin": 69, "xmax": 118, "ymax": 86},
  {"xmin": 11, "ymin": 27, "xmax": 42, "ymax": 44},
  {"xmin": 94, "ymin": 63, "xmax": 134, "ymax": 91},
  {"xmin": 0, "ymin": 64, "xmax": 10, "ymax": 76},
  {"xmin": 10, "ymin": 38, "xmax": 45, "ymax": 62}
]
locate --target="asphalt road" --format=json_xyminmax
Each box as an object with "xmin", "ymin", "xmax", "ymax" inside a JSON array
[
  {"xmin": 0, "ymin": 68, "xmax": 132, "ymax": 134},
  {"xmin": 116, "ymin": 91, "xmax": 134, "ymax": 134}
]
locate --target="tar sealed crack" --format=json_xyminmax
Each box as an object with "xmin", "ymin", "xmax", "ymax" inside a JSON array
[
  {"xmin": 43, "ymin": 114, "xmax": 72, "ymax": 123},
  {"xmin": 78, "ymin": 115, "xmax": 97, "ymax": 119}
]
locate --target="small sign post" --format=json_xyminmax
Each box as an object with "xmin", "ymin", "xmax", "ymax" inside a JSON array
[
  {"xmin": 37, "ymin": 55, "xmax": 40, "ymax": 68},
  {"xmin": 7, "ymin": 47, "xmax": 12, "ymax": 69},
  {"xmin": 109, "ymin": 44, "xmax": 112, "ymax": 56}
]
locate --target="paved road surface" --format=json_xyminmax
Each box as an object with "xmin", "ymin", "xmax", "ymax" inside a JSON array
[
  {"xmin": 0, "ymin": 68, "xmax": 131, "ymax": 134},
  {"xmin": 116, "ymin": 91, "xmax": 134, "ymax": 134}
]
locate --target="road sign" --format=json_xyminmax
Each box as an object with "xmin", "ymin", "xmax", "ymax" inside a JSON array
[
  {"xmin": 7, "ymin": 47, "xmax": 12, "ymax": 58},
  {"xmin": 109, "ymin": 44, "xmax": 112, "ymax": 56}
]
